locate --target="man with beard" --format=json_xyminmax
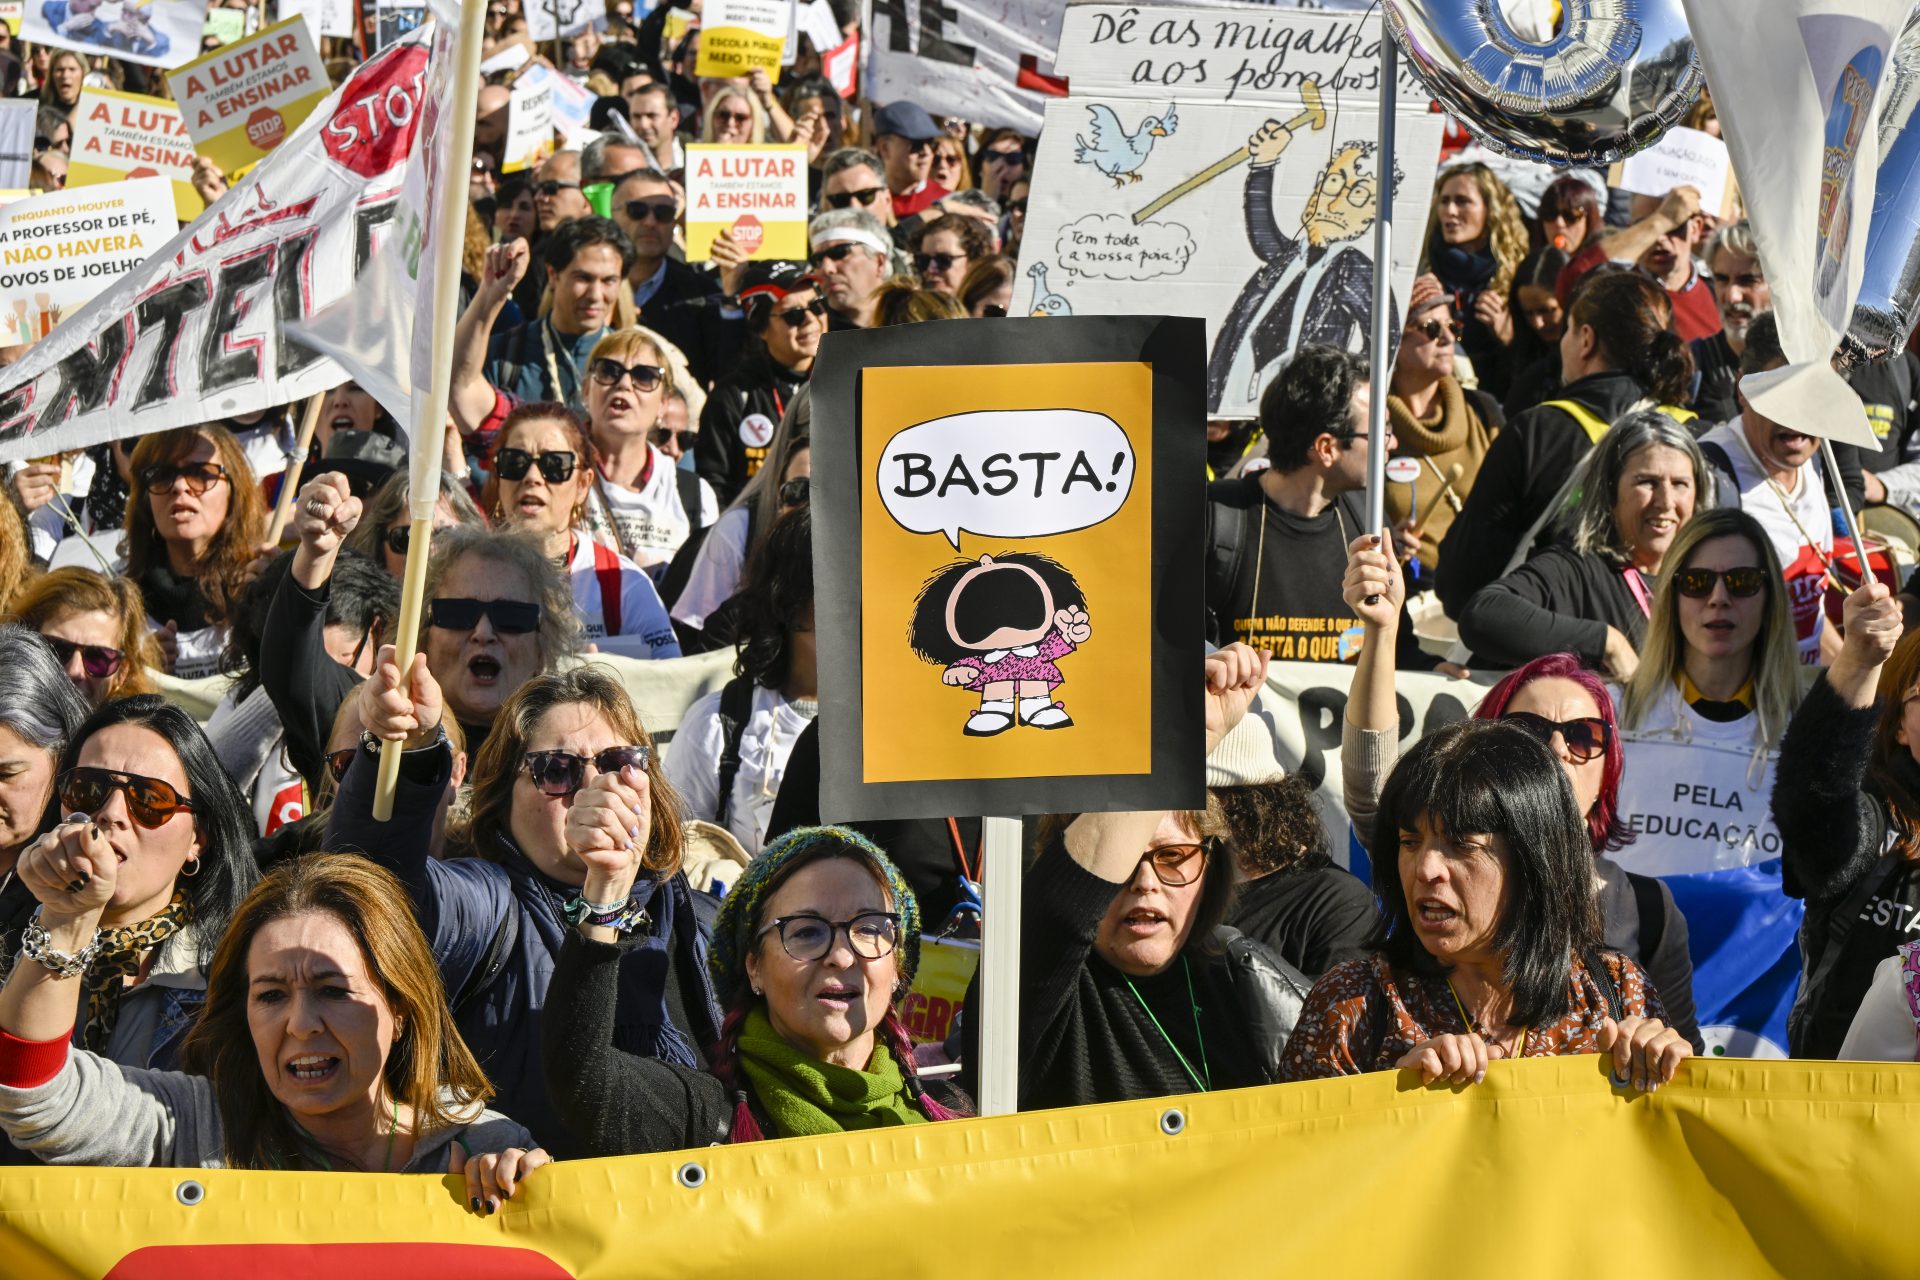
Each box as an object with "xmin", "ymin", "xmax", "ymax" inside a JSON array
[
  {"xmin": 1690, "ymin": 222, "xmax": 1768, "ymax": 425},
  {"xmin": 1560, "ymin": 184, "xmax": 1721, "ymax": 342},
  {"xmin": 697, "ymin": 262, "xmax": 822, "ymax": 506},
  {"xmin": 1207, "ymin": 130, "xmax": 1399, "ymax": 416}
]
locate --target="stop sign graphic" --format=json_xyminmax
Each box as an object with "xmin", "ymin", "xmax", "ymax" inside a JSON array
[
  {"xmin": 731, "ymin": 213, "xmax": 765, "ymax": 254},
  {"xmin": 246, "ymin": 108, "xmax": 286, "ymax": 151}
]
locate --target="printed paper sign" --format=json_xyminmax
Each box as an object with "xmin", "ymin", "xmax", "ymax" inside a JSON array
[
  {"xmin": 168, "ymin": 15, "xmax": 329, "ymax": 174},
  {"xmin": 0, "ymin": 0, "xmax": 21, "ymax": 32},
  {"xmin": 868, "ymin": 0, "xmax": 1065, "ymax": 133},
  {"xmin": 67, "ymin": 87, "xmax": 203, "ymax": 222},
  {"xmin": 1611, "ymin": 125, "xmax": 1737, "ymax": 220},
  {"xmin": 502, "ymin": 73, "xmax": 554, "ymax": 174},
  {"xmin": 0, "ymin": 177, "xmax": 176, "ymax": 345},
  {"xmin": 201, "ymin": 5, "xmax": 241, "ymax": 42},
  {"xmin": 685, "ymin": 143, "xmax": 808, "ymax": 262},
  {"xmin": 696, "ymin": 0, "xmax": 789, "ymax": 81},
  {"xmin": 523, "ymin": 0, "xmax": 604, "ymax": 42},
  {"xmin": 903, "ymin": 936, "xmax": 977, "ymax": 1045},
  {"xmin": 282, "ymin": 0, "xmax": 352, "ymax": 40},
  {"xmin": 820, "ymin": 28, "xmax": 857, "ymax": 98},
  {"xmin": 23, "ymin": 0, "xmax": 210, "ymax": 69}
]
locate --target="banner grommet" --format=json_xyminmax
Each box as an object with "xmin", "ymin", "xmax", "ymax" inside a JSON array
[
  {"xmin": 1159, "ymin": 1109, "xmax": 1186, "ymax": 1137},
  {"xmin": 675, "ymin": 1162, "xmax": 708, "ymax": 1190},
  {"xmin": 174, "ymin": 1180, "xmax": 205, "ymax": 1208}
]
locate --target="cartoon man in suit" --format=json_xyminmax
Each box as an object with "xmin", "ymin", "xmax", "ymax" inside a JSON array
[{"xmin": 1208, "ymin": 126, "xmax": 1400, "ymax": 414}]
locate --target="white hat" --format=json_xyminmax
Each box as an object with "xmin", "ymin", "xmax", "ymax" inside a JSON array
[{"xmin": 1205, "ymin": 693, "xmax": 1287, "ymax": 789}]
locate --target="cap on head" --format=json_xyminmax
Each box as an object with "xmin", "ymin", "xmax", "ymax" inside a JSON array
[{"xmin": 873, "ymin": 100, "xmax": 941, "ymax": 142}]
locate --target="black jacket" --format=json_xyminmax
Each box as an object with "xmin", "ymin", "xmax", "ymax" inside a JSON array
[
  {"xmin": 1457, "ymin": 546, "xmax": 1648, "ymax": 670},
  {"xmin": 641, "ymin": 259, "xmax": 735, "ymax": 389},
  {"xmin": 1436, "ymin": 369, "xmax": 1647, "ymax": 617},
  {"xmin": 259, "ymin": 572, "xmax": 361, "ymax": 793},
  {"xmin": 695, "ymin": 346, "xmax": 809, "ymax": 506}
]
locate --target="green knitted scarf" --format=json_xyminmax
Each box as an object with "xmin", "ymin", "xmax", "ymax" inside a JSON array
[{"xmin": 736, "ymin": 1007, "xmax": 926, "ymax": 1138}]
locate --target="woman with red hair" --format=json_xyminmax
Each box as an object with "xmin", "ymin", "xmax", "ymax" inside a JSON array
[{"xmin": 1338, "ymin": 531, "xmax": 1701, "ymax": 1049}]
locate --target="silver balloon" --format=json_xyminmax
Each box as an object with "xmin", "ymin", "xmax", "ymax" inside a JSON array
[
  {"xmin": 1382, "ymin": 0, "xmax": 1705, "ymax": 167},
  {"xmin": 1845, "ymin": 4, "xmax": 1920, "ymax": 363}
]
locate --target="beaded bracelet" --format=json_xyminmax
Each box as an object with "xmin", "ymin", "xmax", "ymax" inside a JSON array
[{"xmin": 20, "ymin": 910, "xmax": 99, "ymax": 978}]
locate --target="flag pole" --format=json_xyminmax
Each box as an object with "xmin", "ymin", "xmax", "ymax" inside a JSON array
[
  {"xmin": 265, "ymin": 393, "xmax": 328, "ymax": 545},
  {"xmin": 374, "ymin": 0, "xmax": 489, "ymax": 822},
  {"xmin": 1365, "ymin": 35, "xmax": 1396, "ymax": 540}
]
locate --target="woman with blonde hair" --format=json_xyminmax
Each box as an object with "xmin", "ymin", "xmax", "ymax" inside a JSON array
[
  {"xmin": 871, "ymin": 280, "xmax": 966, "ymax": 326},
  {"xmin": 10, "ymin": 567, "xmax": 161, "ymax": 705},
  {"xmin": 702, "ymin": 84, "xmax": 765, "ymax": 144},
  {"xmin": 1421, "ymin": 162, "xmax": 1530, "ymax": 398},
  {"xmin": 931, "ymin": 133, "xmax": 972, "ymax": 193}
]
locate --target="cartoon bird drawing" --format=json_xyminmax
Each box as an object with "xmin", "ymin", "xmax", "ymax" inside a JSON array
[
  {"xmin": 1028, "ymin": 263, "xmax": 1072, "ymax": 317},
  {"xmin": 1073, "ymin": 104, "xmax": 1179, "ymax": 187}
]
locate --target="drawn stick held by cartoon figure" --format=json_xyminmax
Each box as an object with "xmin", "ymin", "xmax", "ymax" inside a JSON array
[{"xmin": 908, "ymin": 552, "xmax": 1091, "ymax": 737}]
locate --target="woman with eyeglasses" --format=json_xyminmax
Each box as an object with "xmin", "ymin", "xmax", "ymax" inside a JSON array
[
  {"xmin": 541, "ymin": 824, "xmax": 965, "ymax": 1153},
  {"xmin": 124, "ymin": 425, "xmax": 268, "ymax": 681},
  {"xmin": 910, "ymin": 213, "xmax": 990, "ymax": 298},
  {"xmin": 580, "ymin": 327, "xmax": 720, "ymax": 577},
  {"xmin": 1460, "ymin": 411, "xmax": 1708, "ymax": 678},
  {"xmin": 0, "ymin": 853, "xmax": 547, "ymax": 1200},
  {"xmin": 481, "ymin": 403, "xmax": 679, "ymax": 660},
  {"xmin": 973, "ymin": 128, "xmax": 1028, "ymax": 203},
  {"xmin": 696, "ymin": 262, "xmax": 821, "ymax": 508},
  {"xmin": 1341, "ymin": 537, "xmax": 1704, "ymax": 1050},
  {"xmin": 702, "ymin": 86, "xmax": 764, "ymax": 145},
  {"xmin": 324, "ymin": 656, "xmax": 720, "ymax": 1157},
  {"xmin": 1384, "ymin": 274, "xmax": 1504, "ymax": 585},
  {"xmin": 1419, "ymin": 162, "xmax": 1530, "ymax": 399},
  {"xmin": 1284, "ymin": 718, "xmax": 1692, "ymax": 1089},
  {"xmin": 9, "ymin": 569, "xmax": 160, "ymax": 707},
  {"xmin": 0, "ymin": 696, "xmax": 259, "ymax": 1077}
]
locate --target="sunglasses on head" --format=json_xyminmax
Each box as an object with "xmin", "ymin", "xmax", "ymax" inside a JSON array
[
  {"xmin": 42, "ymin": 635, "xmax": 122, "ymax": 678},
  {"xmin": 535, "ymin": 179, "xmax": 581, "ymax": 197},
  {"xmin": 139, "ymin": 462, "xmax": 227, "ymax": 495},
  {"xmin": 1673, "ymin": 566, "xmax": 1768, "ymax": 599},
  {"xmin": 494, "ymin": 447, "xmax": 578, "ymax": 484},
  {"xmin": 650, "ymin": 425, "xmax": 698, "ymax": 450},
  {"xmin": 914, "ymin": 251, "xmax": 965, "ymax": 275},
  {"xmin": 590, "ymin": 357, "xmax": 665, "ymax": 391},
  {"xmin": 809, "ymin": 243, "xmax": 857, "ymax": 267},
  {"xmin": 1409, "ymin": 318, "xmax": 1463, "ymax": 342},
  {"xmin": 1501, "ymin": 711, "xmax": 1612, "ymax": 764},
  {"xmin": 776, "ymin": 298, "xmax": 827, "ymax": 327},
  {"xmin": 59, "ymin": 766, "xmax": 193, "ymax": 830},
  {"xmin": 428, "ymin": 597, "xmax": 542, "ymax": 634},
  {"xmin": 825, "ymin": 186, "xmax": 884, "ymax": 210},
  {"xmin": 779, "ymin": 476, "xmax": 810, "ymax": 507},
  {"xmin": 522, "ymin": 744, "xmax": 652, "ymax": 796},
  {"xmin": 624, "ymin": 198, "xmax": 677, "ymax": 224}
]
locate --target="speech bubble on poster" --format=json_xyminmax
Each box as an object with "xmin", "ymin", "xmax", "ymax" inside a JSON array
[
  {"xmin": 1054, "ymin": 212, "xmax": 1195, "ymax": 282},
  {"xmin": 878, "ymin": 408, "xmax": 1136, "ymax": 549}
]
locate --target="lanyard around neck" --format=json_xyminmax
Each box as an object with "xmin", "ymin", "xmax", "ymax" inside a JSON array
[{"xmin": 1126, "ymin": 956, "xmax": 1212, "ymax": 1092}]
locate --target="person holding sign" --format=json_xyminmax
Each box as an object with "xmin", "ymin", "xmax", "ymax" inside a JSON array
[
  {"xmin": 1773, "ymin": 579, "xmax": 1916, "ymax": 1058},
  {"xmin": 1284, "ymin": 718, "xmax": 1692, "ymax": 1089}
]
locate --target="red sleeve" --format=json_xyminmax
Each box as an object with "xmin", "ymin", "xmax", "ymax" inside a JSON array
[
  {"xmin": 1557, "ymin": 239, "xmax": 1610, "ymax": 307},
  {"xmin": 0, "ymin": 1027, "xmax": 71, "ymax": 1089},
  {"xmin": 471, "ymin": 385, "xmax": 515, "ymax": 457}
]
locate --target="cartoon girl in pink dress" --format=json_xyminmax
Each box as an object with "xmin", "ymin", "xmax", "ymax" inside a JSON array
[{"xmin": 908, "ymin": 552, "xmax": 1091, "ymax": 737}]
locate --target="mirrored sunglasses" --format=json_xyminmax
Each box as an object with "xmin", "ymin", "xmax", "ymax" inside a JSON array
[{"xmin": 521, "ymin": 744, "xmax": 653, "ymax": 796}]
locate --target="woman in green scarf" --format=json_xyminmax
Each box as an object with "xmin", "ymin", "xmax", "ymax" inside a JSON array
[{"xmin": 541, "ymin": 811, "xmax": 965, "ymax": 1152}]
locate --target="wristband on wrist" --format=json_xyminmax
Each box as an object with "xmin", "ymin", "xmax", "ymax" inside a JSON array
[
  {"xmin": 20, "ymin": 908, "xmax": 99, "ymax": 978},
  {"xmin": 561, "ymin": 893, "xmax": 651, "ymax": 933}
]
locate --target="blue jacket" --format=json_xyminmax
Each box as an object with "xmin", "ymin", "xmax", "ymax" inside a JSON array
[{"xmin": 324, "ymin": 742, "xmax": 723, "ymax": 1159}]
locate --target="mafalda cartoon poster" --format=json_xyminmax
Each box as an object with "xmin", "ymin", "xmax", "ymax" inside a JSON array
[{"xmin": 813, "ymin": 314, "xmax": 1206, "ymax": 822}]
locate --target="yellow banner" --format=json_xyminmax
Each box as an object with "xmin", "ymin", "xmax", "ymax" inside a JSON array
[
  {"xmin": 1, "ymin": 1057, "xmax": 1915, "ymax": 1276},
  {"xmin": 694, "ymin": 0, "xmax": 789, "ymax": 81}
]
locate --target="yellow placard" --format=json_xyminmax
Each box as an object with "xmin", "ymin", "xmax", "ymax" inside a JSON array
[
  {"xmin": 694, "ymin": 0, "xmax": 789, "ymax": 81},
  {"xmin": 903, "ymin": 935, "xmax": 978, "ymax": 1043},
  {"xmin": 67, "ymin": 88, "xmax": 203, "ymax": 224},
  {"xmin": 2, "ymin": 1058, "xmax": 1919, "ymax": 1274},
  {"xmin": 684, "ymin": 143, "xmax": 809, "ymax": 263},
  {"xmin": 167, "ymin": 15, "xmax": 331, "ymax": 176}
]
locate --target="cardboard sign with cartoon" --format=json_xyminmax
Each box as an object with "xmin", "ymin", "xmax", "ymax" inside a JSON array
[{"xmin": 813, "ymin": 315, "xmax": 1205, "ymax": 822}]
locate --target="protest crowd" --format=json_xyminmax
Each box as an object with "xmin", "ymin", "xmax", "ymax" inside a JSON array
[{"xmin": 0, "ymin": 0, "xmax": 1914, "ymax": 1256}]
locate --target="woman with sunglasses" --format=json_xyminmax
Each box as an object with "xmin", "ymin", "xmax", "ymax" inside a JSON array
[
  {"xmin": 1384, "ymin": 274, "xmax": 1504, "ymax": 586},
  {"xmin": 580, "ymin": 327, "xmax": 719, "ymax": 577},
  {"xmin": 910, "ymin": 213, "xmax": 991, "ymax": 298},
  {"xmin": 344, "ymin": 471, "xmax": 486, "ymax": 581},
  {"xmin": 1534, "ymin": 174, "xmax": 1605, "ymax": 257},
  {"xmin": 123, "ymin": 425, "xmax": 268, "ymax": 681},
  {"xmin": 702, "ymin": 86, "xmax": 764, "ymax": 145},
  {"xmin": 957, "ymin": 254, "xmax": 1015, "ymax": 318},
  {"xmin": 930, "ymin": 134, "xmax": 972, "ymax": 193},
  {"xmin": 542, "ymin": 824, "xmax": 964, "ymax": 1152},
  {"xmin": 1419, "ymin": 163, "xmax": 1530, "ymax": 399},
  {"xmin": 0, "ymin": 696, "xmax": 258, "ymax": 1077},
  {"xmin": 1459, "ymin": 411, "xmax": 1708, "ymax": 678},
  {"xmin": 9, "ymin": 568, "xmax": 160, "ymax": 706},
  {"xmin": 0, "ymin": 852, "xmax": 546, "ymax": 1201},
  {"xmin": 973, "ymin": 128, "xmax": 1027, "ymax": 202},
  {"xmin": 1003, "ymin": 177, "xmax": 1030, "ymax": 258},
  {"xmin": 1284, "ymin": 718, "xmax": 1692, "ymax": 1089},
  {"xmin": 482, "ymin": 403, "xmax": 679, "ymax": 660},
  {"xmin": 325, "ymin": 656, "xmax": 718, "ymax": 1157},
  {"xmin": 1342, "ymin": 536, "xmax": 1705, "ymax": 1049},
  {"xmin": 696, "ymin": 262, "xmax": 822, "ymax": 508}
]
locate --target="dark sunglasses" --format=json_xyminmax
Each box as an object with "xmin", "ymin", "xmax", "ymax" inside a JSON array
[
  {"xmin": 714, "ymin": 109, "xmax": 752, "ymax": 126},
  {"xmin": 59, "ymin": 766, "xmax": 193, "ymax": 830},
  {"xmin": 139, "ymin": 462, "xmax": 227, "ymax": 495},
  {"xmin": 982, "ymin": 148, "xmax": 1025, "ymax": 168},
  {"xmin": 809, "ymin": 243, "xmax": 857, "ymax": 267},
  {"xmin": 914, "ymin": 251, "xmax": 965, "ymax": 275},
  {"xmin": 1539, "ymin": 206, "xmax": 1583, "ymax": 224},
  {"xmin": 1673, "ymin": 566, "xmax": 1769, "ymax": 599},
  {"xmin": 650, "ymin": 425, "xmax": 698, "ymax": 451},
  {"xmin": 494, "ymin": 447, "xmax": 578, "ymax": 484},
  {"xmin": 776, "ymin": 298, "xmax": 828, "ymax": 327},
  {"xmin": 535, "ymin": 179, "xmax": 581, "ymax": 197},
  {"xmin": 825, "ymin": 186, "xmax": 884, "ymax": 209},
  {"xmin": 42, "ymin": 635, "xmax": 122, "ymax": 678},
  {"xmin": 624, "ymin": 198, "xmax": 677, "ymax": 223},
  {"xmin": 1501, "ymin": 712, "xmax": 1612, "ymax": 764},
  {"xmin": 779, "ymin": 476, "xmax": 810, "ymax": 507},
  {"xmin": 983, "ymin": 304, "xmax": 1007, "ymax": 317},
  {"xmin": 327, "ymin": 748, "xmax": 356, "ymax": 784},
  {"xmin": 1008, "ymin": 198, "xmax": 1028, "ymax": 215},
  {"xmin": 1136, "ymin": 842, "xmax": 1206, "ymax": 886},
  {"xmin": 1409, "ymin": 318, "xmax": 1464, "ymax": 342},
  {"xmin": 590, "ymin": 357, "xmax": 665, "ymax": 391},
  {"xmin": 428, "ymin": 597, "xmax": 542, "ymax": 634},
  {"xmin": 384, "ymin": 525, "xmax": 412, "ymax": 556},
  {"xmin": 522, "ymin": 744, "xmax": 652, "ymax": 796}
]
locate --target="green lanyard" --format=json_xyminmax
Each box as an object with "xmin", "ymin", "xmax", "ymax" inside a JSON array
[{"xmin": 1126, "ymin": 956, "xmax": 1213, "ymax": 1093}]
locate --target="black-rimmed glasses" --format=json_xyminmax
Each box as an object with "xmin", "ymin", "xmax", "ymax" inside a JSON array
[{"xmin": 756, "ymin": 911, "xmax": 902, "ymax": 962}]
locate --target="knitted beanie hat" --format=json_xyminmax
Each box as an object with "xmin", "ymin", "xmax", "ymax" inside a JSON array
[
  {"xmin": 1407, "ymin": 272, "xmax": 1448, "ymax": 319},
  {"xmin": 710, "ymin": 826, "xmax": 922, "ymax": 1004}
]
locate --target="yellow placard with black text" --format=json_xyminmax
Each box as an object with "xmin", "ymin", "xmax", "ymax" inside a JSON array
[
  {"xmin": 695, "ymin": 0, "xmax": 790, "ymax": 81},
  {"xmin": 167, "ymin": 15, "xmax": 330, "ymax": 176}
]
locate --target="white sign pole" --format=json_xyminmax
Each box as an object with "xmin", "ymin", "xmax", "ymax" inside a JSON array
[
  {"xmin": 976, "ymin": 814, "xmax": 1023, "ymax": 1116},
  {"xmin": 1365, "ymin": 36, "xmax": 1397, "ymax": 537}
]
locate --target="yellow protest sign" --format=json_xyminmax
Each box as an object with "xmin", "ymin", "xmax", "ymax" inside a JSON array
[
  {"xmin": 0, "ymin": 1058, "xmax": 1917, "ymax": 1275},
  {"xmin": 684, "ymin": 144, "xmax": 809, "ymax": 263},
  {"xmin": 903, "ymin": 934, "xmax": 977, "ymax": 1043},
  {"xmin": 695, "ymin": 0, "xmax": 790, "ymax": 81},
  {"xmin": 167, "ymin": 15, "xmax": 331, "ymax": 175},
  {"xmin": 67, "ymin": 88, "xmax": 203, "ymax": 223}
]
